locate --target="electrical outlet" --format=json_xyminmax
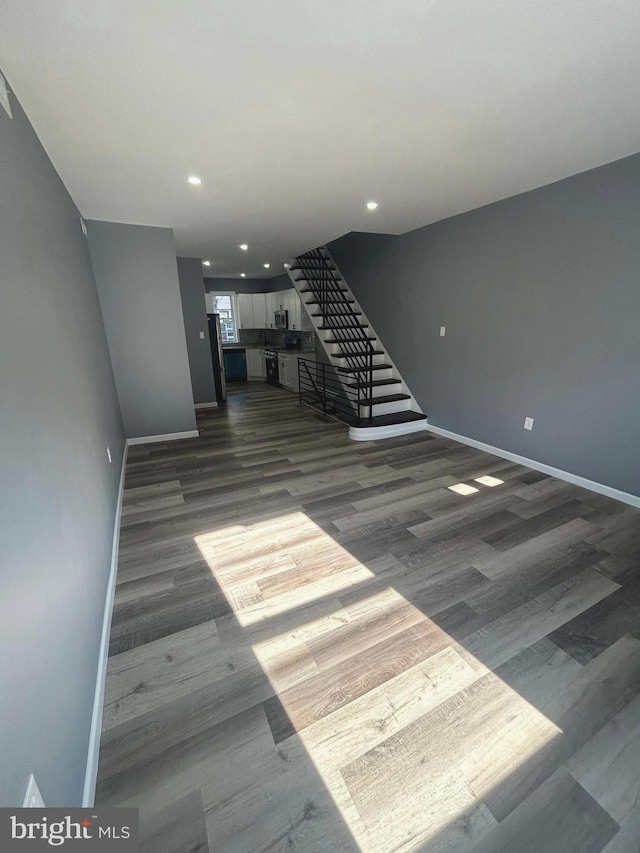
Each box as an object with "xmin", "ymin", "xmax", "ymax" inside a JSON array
[
  {"xmin": 439, "ymin": 326, "xmax": 446, "ymax": 337},
  {"xmin": 107, "ymin": 446, "xmax": 112, "ymax": 463},
  {"xmin": 524, "ymin": 416, "xmax": 534, "ymax": 431},
  {"xmin": 23, "ymin": 775, "xmax": 45, "ymax": 808}
]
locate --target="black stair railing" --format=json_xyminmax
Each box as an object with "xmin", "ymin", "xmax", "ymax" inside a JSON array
[
  {"xmin": 291, "ymin": 247, "xmax": 378, "ymax": 420},
  {"xmin": 298, "ymin": 358, "xmax": 375, "ymax": 425}
]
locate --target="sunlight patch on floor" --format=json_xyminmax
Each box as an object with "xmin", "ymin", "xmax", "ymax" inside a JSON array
[
  {"xmin": 195, "ymin": 512, "xmax": 562, "ymax": 852},
  {"xmin": 448, "ymin": 482, "xmax": 480, "ymax": 495},
  {"xmin": 195, "ymin": 511, "xmax": 374, "ymax": 626},
  {"xmin": 475, "ymin": 475, "xmax": 505, "ymax": 487}
]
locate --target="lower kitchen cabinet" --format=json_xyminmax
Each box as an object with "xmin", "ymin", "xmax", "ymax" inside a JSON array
[
  {"xmin": 278, "ymin": 353, "xmax": 292, "ymax": 388},
  {"xmin": 246, "ymin": 348, "xmax": 266, "ymax": 379}
]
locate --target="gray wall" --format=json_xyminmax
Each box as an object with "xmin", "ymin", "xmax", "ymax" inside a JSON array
[
  {"xmin": 204, "ymin": 273, "xmax": 292, "ymax": 294},
  {"xmin": 205, "ymin": 276, "xmax": 269, "ymax": 294},
  {"xmin": 329, "ymin": 152, "xmax": 640, "ymax": 497},
  {"xmin": 87, "ymin": 221, "xmax": 196, "ymax": 439},
  {"xmin": 177, "ymin": 257, "xmax": 216, "ymax": 405},
  {"xmin": 267, "ymin": 273, "xmax": 294, "ymax": 292},
  {"xmin": 0, "ymin": 77, "xmax": 125, "ymax": 806}
]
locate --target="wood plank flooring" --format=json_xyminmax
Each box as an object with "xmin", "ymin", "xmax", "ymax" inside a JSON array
[{"xmin": 96, "ymin": 382, "xmax": 640, "ymax": 852}]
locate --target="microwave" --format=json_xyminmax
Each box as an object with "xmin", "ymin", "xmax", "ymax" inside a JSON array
[{"xmin": 274, "ymin": 309, "xmax": 288, "ymax": 329}]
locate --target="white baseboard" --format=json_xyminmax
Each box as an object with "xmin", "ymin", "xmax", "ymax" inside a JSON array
[
  {"xmin": 82, "ymin": 441, "xmax": 128, "ymax": 807},
  {"xmin": 194, "ymin": 402, "xmax": 218, "ymax": 410},
  {"xmin": 349, "ymin": 420, "xmax": 429, "ymax": 442},
  {"xmin": 126, "ymin": 429, "xmax": 199, "ymax": 446},
  {"xmin": 425, "ymin": 422, "xmax": 640, "ymax": 509}
]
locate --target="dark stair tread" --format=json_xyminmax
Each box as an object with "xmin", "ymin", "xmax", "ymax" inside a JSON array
[
  {"xmin": 305, "ymin": 299, "xmax": 355, "ymax": 305},
  {"xmin": 295, "ymin": 270, "xmax": 343, "ymax": 277},
  {"xmin": 357, "ymin": 393, "xmax": 411, "ymax": 406},
  {"xmin": 290, "ymin": 263, "xmax": 337, "ymax": 271},
  {"xmin": 331, "ymin": 349, "xmax": 385, "ymax": 358},
  {"xmin": 300, "ymin": 285, "xmax": 347, "ymax": 293},
  {"xmin": 336, "ymin": 363, "xmax": 392, "ymax": 374},
  {"xmin": 318, "ymin": 323, "xmax": 369, "ymax": 330},
  {"xmin": 358, "ymin": 411, "xmax": 427, "ymax": 427},
  {"xmin": 312, "ymin": 311, "xmax": 362, "ymax": 317},
  {"xmin": 347, "ymin": 377, "xmax": 402, "ymax": 390},
  {"xmin": 295, "ymin": 274, "xmax": 343, "ymax": 282},
  {"xmin": 325, "ymin": 336, "xmax": 377, "ymax": 343}
]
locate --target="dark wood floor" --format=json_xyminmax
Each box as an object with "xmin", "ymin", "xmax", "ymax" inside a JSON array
[{"xmin": 96, "ymin": 382, "xmax": 640, "ymax": 852}]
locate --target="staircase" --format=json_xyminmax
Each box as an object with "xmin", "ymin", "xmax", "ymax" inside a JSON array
[{"xmin": 287, "ymin": 246, "xmax": 427, "ymax": 440}]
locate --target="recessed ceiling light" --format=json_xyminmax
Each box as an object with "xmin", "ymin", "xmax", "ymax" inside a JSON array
[
  {"xmin": 239, "ymin": 243, "xmax": 248, "ymax": 251},
  {"xmin": 366, "ymin": 201, "xmax": 378, "ymax": 210},
  {"xmin": 202, "ymin": 260, "xmax": 211, "ymax": 267},
  {"xmin": 187, "ymin": 175, "xmax": 202, "ymax": 185},
  {"xmin": 263, "ymin": 263, "xmax": 270, "ymax": 269},
  {"xmin": 240, "ymin": 273, "xmax": 246, "ymax": 278},
  {"xmin": 283, "ymin": 263, "xmax": 291, "ymax": 269}
]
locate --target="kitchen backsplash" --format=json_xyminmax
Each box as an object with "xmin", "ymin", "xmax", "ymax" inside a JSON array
[{"xmin": 239, "ymin": 328, "xmax": 315, "ymax": 350}]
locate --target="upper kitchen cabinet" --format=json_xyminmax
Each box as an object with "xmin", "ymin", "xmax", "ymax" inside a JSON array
[
  {"xmin": 237, "ymin": 293, "xmax": 254, "ymax": 329},
  {"xmin": 252, "ymin": 293, "xmax": 267, "ymax": 328},
  {"xmin": 265, "ymin": 292, "xmax": 277, "ymax": 328},
  {"xmin": 282, "ymin": 288, "xmax": 313, "ymax": 331}
]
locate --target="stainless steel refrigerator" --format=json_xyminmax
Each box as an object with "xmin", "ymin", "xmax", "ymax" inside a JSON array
[{"xmin": 207, "ymin": 313, "xmax": 227, "ymax": 403}]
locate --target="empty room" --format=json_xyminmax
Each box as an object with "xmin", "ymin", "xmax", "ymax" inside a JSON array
[{"xmin": 2, "ymin": 2, "xmax": 640, "ymax": 852}]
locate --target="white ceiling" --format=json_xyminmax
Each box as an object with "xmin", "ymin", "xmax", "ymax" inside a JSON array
[{"xmin": 2, "ymin": 1, "xmax": 640, "ymax": 278}]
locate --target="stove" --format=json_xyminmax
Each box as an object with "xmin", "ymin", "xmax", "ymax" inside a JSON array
[{"xmin": 264, "ymin": 350, "xmax": 280, "ymax": 387}]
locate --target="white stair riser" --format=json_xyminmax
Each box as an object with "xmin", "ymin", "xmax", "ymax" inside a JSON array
[
  {"xmin": 355, "ymin": 382, "xmax": 406, "ymax": 399},
  {"xmin": 344, "ymin": 368, "xmax": 394, "ymax": 384},
  {"xmin": 331, "ymin": 352, "xmax": 388, "ymax": 366},
  {"xmin": 363, "ymin": 399, "xmax": 412, "ymax": 416}
]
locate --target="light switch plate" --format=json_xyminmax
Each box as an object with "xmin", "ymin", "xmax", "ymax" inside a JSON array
[
  {"xmin": 199, "ymin": 332, "xmax": 205, "ymax": 339},
  {"xmin": 524, "ymin": 416, "xmax": 534, "ymax": 431},
  {"xmin": 439, "ymin": 326, "xmax": 446, "ymax": 336}
]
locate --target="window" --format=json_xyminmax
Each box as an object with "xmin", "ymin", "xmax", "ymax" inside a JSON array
[{"xmin": 211, "ymin": 292, "xmax": 238, "ymax": 343}]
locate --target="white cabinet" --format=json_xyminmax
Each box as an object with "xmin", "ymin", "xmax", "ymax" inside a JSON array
[
  {"xmin": 291, "ymin": 353, "xmax": 310, "ymax": 392},
  {"xmin": 253, "ymin": 293, "xmax": 267, "ymax": 328},
  {"xmin": 280, "ymin": 287, "xmax": 313, "ymax": 331},
  {"xmin": 281, "ymin": 289, "xmax": 295, "ymax": 329},
  {"xmin": 246, "ymin": 348, "xmax": 266, "ymax": 379},
  {"xmin": 237, "ymin": 293, "xmax": 254, "ymax": 330},
  {"xmin": 237, "ymin": 293, "xmax": 268, "ymax": 329},
  {"xmin": 252, "ymin": 289, "xmax": 313, "ymax": 331},
  {"xmin": 278, "ymin": 353, "xmax": 292, "ymax": 388},
  {"xmin": 265, "ymin": 292, "xmax": 277, "ymax": 328},
  {"xmin": 289, "ymin": 288, "xmax": 303, "ymax": 331}
]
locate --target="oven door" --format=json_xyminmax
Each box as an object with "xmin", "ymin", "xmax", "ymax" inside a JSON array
[{"xmin": 265, "ymin": 355, "xmax": 280, "ymax": 387}]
